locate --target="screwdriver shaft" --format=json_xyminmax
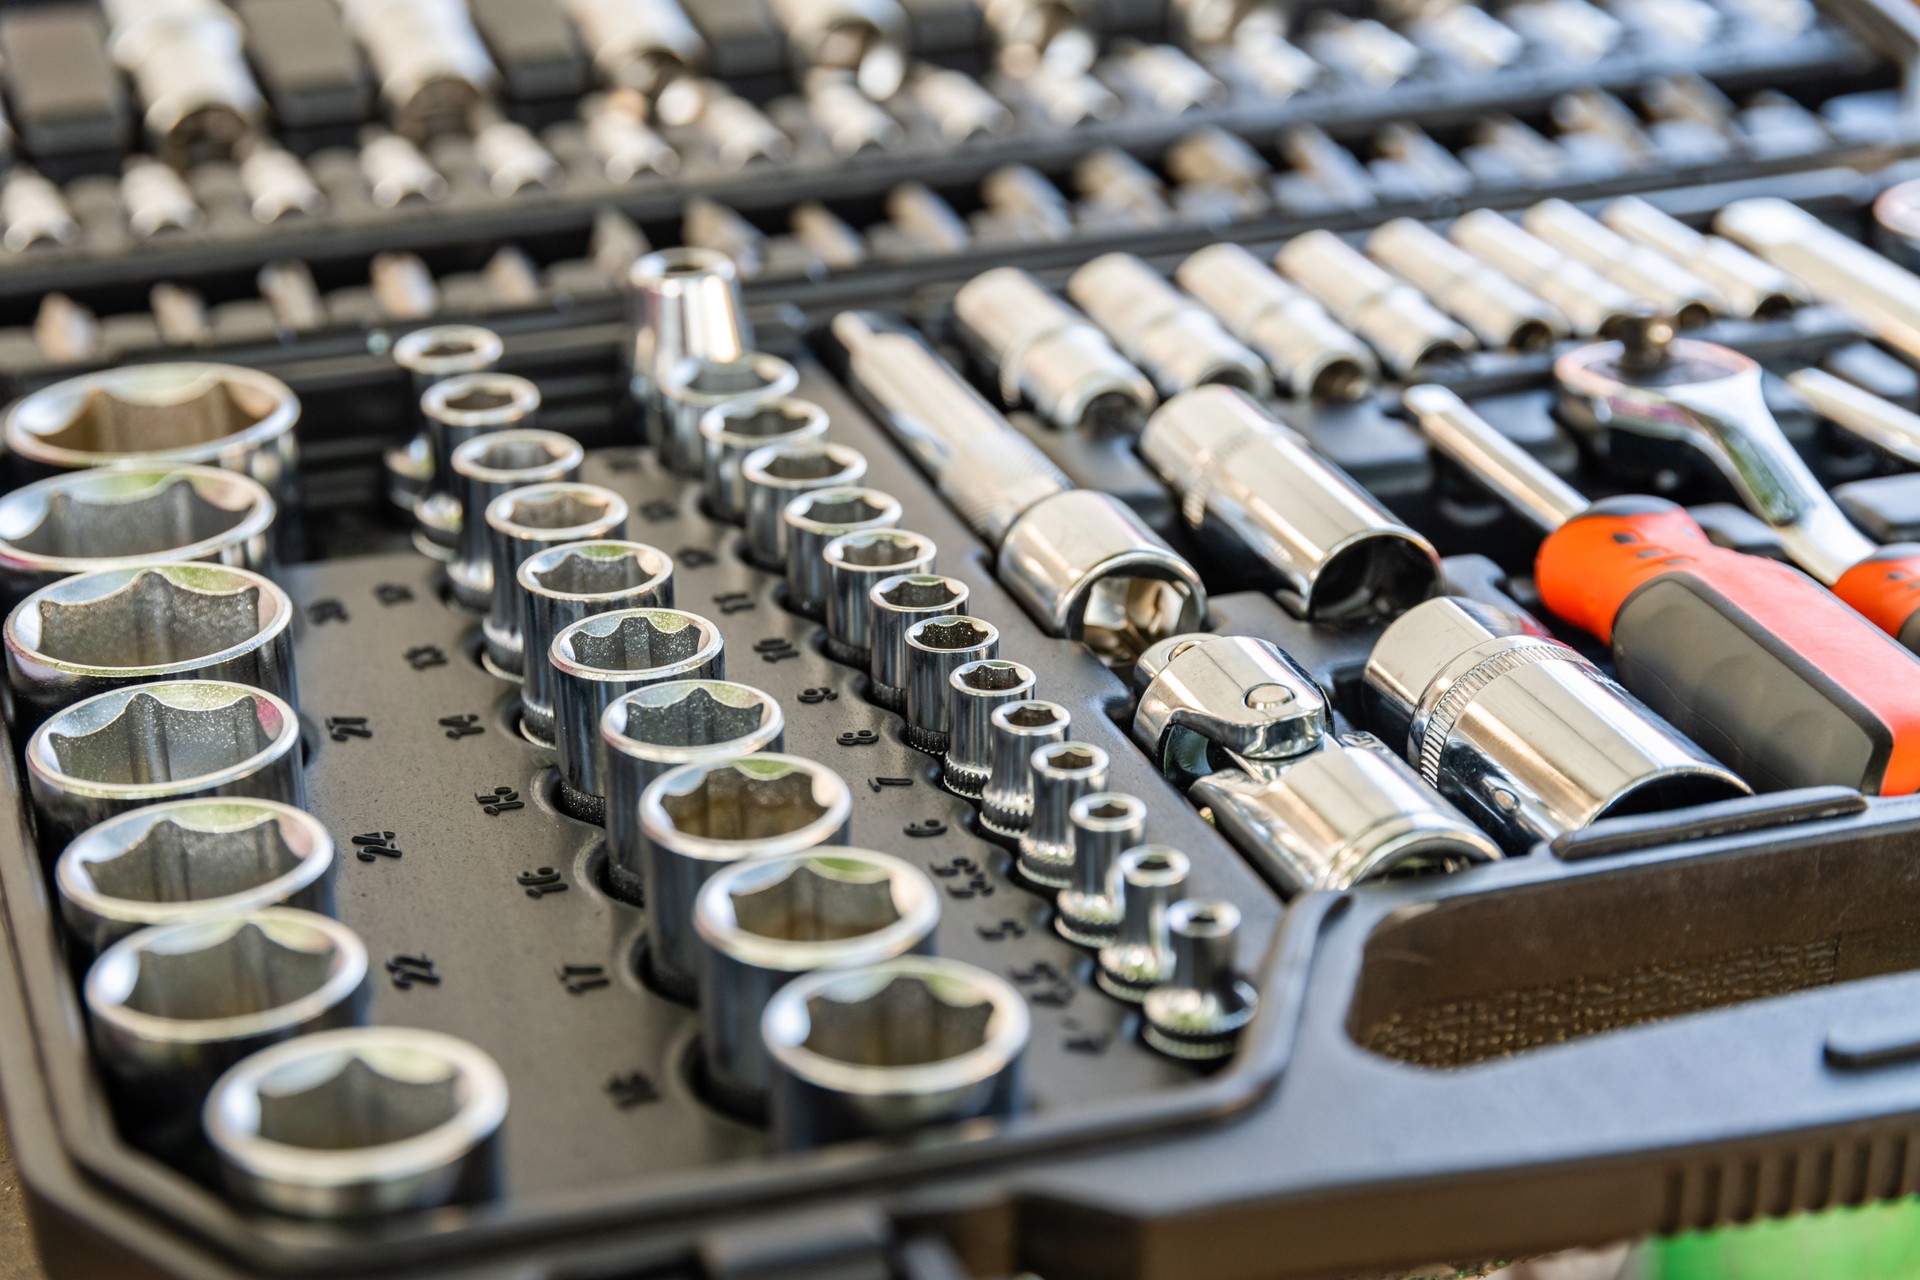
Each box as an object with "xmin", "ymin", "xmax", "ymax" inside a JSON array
[{"xmin": 1403, "ymin": 385, "xmax": 1587, "ymax": 530}]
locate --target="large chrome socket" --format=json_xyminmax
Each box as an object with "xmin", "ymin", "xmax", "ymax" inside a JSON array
[
  {"xmin": 25, "ymin": 680, "xmax": 304, "ymax": 853},
  {"xmin": 768, "ymin": 0, "xmax": 910, "ymax": 98},
  {"xmin": 903, "ymin": 615, "xmax": 1000, "ymax": 753},
  {"xmin": 0, "ymin": 466, "xmax": 276, "ymax": 607},
  {"xmin": 6, "ymin": 563, "xmax": 295, "ymax": 734},
  {"xmin": 205, "ymin": 1027, "xmax": 508, "ymax": 1218},
  {"xmin": 1141, "ymin": 387, "xmax": 1441, "ymax": 621},
  {"xmin": 701, "ymin": 397, "xmax": 830, "ymax": 524},
  {"xmin": 1177, "ymin": 244, "xmax": 1378, "ymax": 401},
  {"xmin": 1056, "ymin": 792, "xmax": 1144, "ymax": 946},
  {"xmin": 602, "ymin": 680, "xmax": 785, "ymax": 905},
  {"xmin": 868, "ymin": 575, "xmax": 969, "ymax": 712},
  {"xmin": 1365, "ymin": 597, "xmax": 1751, "ymax": 851},
  {"xmin": 1448, "ymin": 209, "xmax": 1646, "ymax": 339},
  {"xmin": 84, "ymin": 909, "xmax": 366, "ymax": 1119},
  {"xmin": 1276, "ymin": 231, "xmax": 1475, "ymax": 374},
  {"xmin": 822, "ymin": 529, "xmax": 938, "ymax": 666},
  {"xmin": 4, "ymin": 363, "xmax": 299, "ymax": 506},
  {"xmin": 106, "ymin": 0, "xmax": 263, "ymax": 156},
  {"xmin": 1017, "ymin": 741, "xmax": 1111, "ymax": 888},
  {"xmin": 741, "ymin": 443, "xmax": 870, "ymax": 570},
  {"xmin": 1132, "ymin": 633, "xmax": 1329, "ymax": 781},
  {"xmin": 762, "ymin": 956, "xmax": 1028, "ymax": 1149},
  {"xmin": 658, "ymin": 352, "xmax": 801, "ymax": 478},
  {"xmin": 482, "ymin": 483, "xmax": 630, "ymax": 676},
  {"xmin": 1366, "ymin": 218, "xmax": 1568, "ymax": 353},
  {"xmin": 517, "ymin": 541, "xmax": 676, "ymax": 746},
  {"xmin": 1065, "ymin": 253, "xmax": 1271, "ymax": 398},
  {"xmin": 447, "ymin": 430, "xmax": 583, "ymax": 608},
  {"xmin": 389, "ymin": 325, "xmax": 502, "ymax": 516},
  {"xmin": 549, "ymin": 608, "xmax": 724, "ymax": 820},
  {"xmin": 781, "ymin": 486, "xmax": 903, "ymax": 616},
  {"xmin": 640, "ymin": 754, "xmax": 853, "ymax": 1000},
  {"xmin": 416, "ymin": 373, "xmax": 543, "ymax": 565},
  {"xmin": 57, "ymin": 798, "xmax": 333, "ymax": 956},
  {"xmin": 943, "ymin": 660, "xmax": 1037, "ymax": 799},
  {"xmin": 696, "ymin": 849, "xmax": 938, "ymax": 1114},
  {"xmin": 980, "ymin": 699, "xmax": 1070, "ymax": 837},
  {"xmin": 952, "ymin": 266, "xmax": 1157, "ymax": 433},
  {"xmin": 1098, "ymin": 846, "xmax": 1188, "ymax": 1001},
  {"xmin": 630, "ymin": 248, "xmax": 749, "ymax": 446},
  {"xmin": 1142, "ymin": 900, "xmax": 1257, "ymax": 1061}
]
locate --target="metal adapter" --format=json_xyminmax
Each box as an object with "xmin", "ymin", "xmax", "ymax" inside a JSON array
[
  {"xmin": 1276, "ymin": 230, "xmax": 1475, "ymax": 374},
  {"xmin": 1066, "ymin": 252, "xmax": 1271, "ymax": 398},
  {"xmin": 1176, "ymin": 244, "xmax": 1377, "ymax": 401},
  {"xmin": 1132, "ymin": 633, "xmax": 1328, "ymax": 781}
]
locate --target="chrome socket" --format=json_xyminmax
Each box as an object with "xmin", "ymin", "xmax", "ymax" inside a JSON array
[
  {"xmin": 359, "ymin": 131, "xmax": 448, "ymax": 208},
  {"xmin": 1142, "ymin": 900, "xmax": 1257, "ymax": 1061},
  {"xmin": 1601, "ymin": 196, "xmax": 1804, "ymax": 320},
  {"xmin": 980, "ymin": 163, "xmax": 1072, "ymax": 237},
  {"xmin": 416, "ymin": 373, "xmax": 543, "ymax": 563},
  {"xmin": 1365, "ymin": 596, "xmax": 1751, "ymax": 852},
  {"xmin": 822, "ymin": 529, "xmax": 938, "ymax": 665},
  {"xmin": 1366, "ymin": 218, "xmax": 1568, "ymax": 353},
  {"xmin": 762, "ymin": 956, "xmax": 1028, "ymax": 1149},
  {"xmin": 0, "ymin": 466, "xmax": 276, "ymax": 608},
  {"xmin": 687, "ymin": 84, "xmax": 795, "ymax": 169},
  {"xmin": 1176, "ymin": 244, "xmax": 1378, "ymax": 401},
  {"xmin": 584, "ymin": 93, "xmax": 681, "ymax": 182},
  {"xmin": 447, "ymin": 430, "xmax": 584, "ymax": 608},
  {"xmin": 517, "ymin": 542, "xmax": 676, "ymax": 746},
  {"xmin": 549, "ymin": 608, "xmax": 724, "ymax": 819},
  {"xmin": 1448, "ymin": 209, "xmax": 1647, "ymax": 338},
  {"xmin": 807, "ymin": 76, "xmax": 906, "ymax": 156},
  {"xmin": 1132, "ymin": 633, "xmax": 1328, "ymax": 780},
  {"xmin": 979, "ymin": 0, "xmax": 1096, "ymax": 75},
  {"xmin": 106, "ymin": 0, "xmax": 262, "ymax": 156},
  {"xmin": 911, "ymin": 65, "xmax": 1013, "ymax": 143},
  {"xmin": 943, "ymin": 659, "xmax": 1037, "ymax": 799},
  {"xmin": 659, "ymin": 353, "xmax": 801, "ymax": 478},
  {"xmin": 1, "ymin": 169, "xmax": 78, "ymax": 252},
  {"xmin": 1017, "ymin": 740, "xmax": 1110, "ymax": 888},
  {"xmin": 1097, "ymin": 847, "xmax": 1188, "ymax": 1001},
  {"xmin": 473, "ymin": 114, "xmax": 560, "ymax": 197},
  {"xmin": 1522, "ymin": 199, "xmax": 1724, "ymax": 327},
  {"xmin": 26, "ymin": 680, "xmax": 305, "ymax": 854},
  {"xmin": 389, "ymin": 324, "xmax": 501, "ymax": 517},
  {"xmin": 1065, "ymin": 252, "xmax": 1272, "ymax": 398},
  {"xmin": 742, "ymin": 446, "xmax": 873, "ymax": 571},
  {"xmin": 1109, "ymin": 41, "xmax": 1225, "ymax": 114},
  {"xmin": 338, "ymin": 0, "xmax": 498, "ymax": 135},
  {"xmin": 1276, "ymin": 230, "xmax": 1476, "ymax": 374},
  {"xmin": 238, "ymin": 142, "xmax": 325, "ymax": 223},
  {"xmin": 886, "ymin": 182, "xmax": 970, "ymax": 255},
  {"xmin": 641, "ymin": 753, "xmax": 853, "ymax": 1000},
  {"xmin": 56, "ymin": 798, "xmax": 332, "ymax": 957},
  {"xmin": 205, "ymin": 1027, "xmax": 507, "ymax": 1218},
  {"xmin": 122, "ymin": 158, "xmax": 203, "ymax": 238},
  {"xmin": 1141, "ymin": 387, "xmax": 1441, "ymax": 621},
  {"xmin": 629, "ymin": 248, "xmax": 749, "ymax": 448},
  {"xmin": 980, "ymin": 699, "xmax": 1069, "ymax": 838},
  {"xmin": 781, "ymin": 486, "xmax": 901, "ymax": 615},
  {"xmin": 903, "ymin": 615, "xmax": 1000, "ymax": 753},
  {"xmin": 1191, "ymin": 732, "xmax": 1501, "ymax": 895},
  {"xmin": 701, "ymin": 397, "xmax": 830, "ymax": 523},
  {"xmin": 952, "ymin": 266, "xmax": 1157, "ymax": 432},
  {"xmin": 482, "ymin": 483, "xmax": 630, "ymax": 676},
  {"xmin": 562, "ymin": 0, "xmax": 706, "ymax": 97},
  {"xmin": 868, "ymin": 574, "xmax": 970, "ymax": 712},
  {"xmin": 1056, "ymin": 792, "xmax": 1143, "ymax": 947},
  {"xmin": 696, "ymin": 849, "xmax": 938, "ymax": 1114},
  {"xmin": 6, "ymin": 563, "xmax": 296, "ymax": 735},
  {"xmin": 1019, "ymin": 69, "xmax": 1122, "ymax": 130},
  {"xmin": 84, "ymin": 910, "xmax": 366, "ymax": 1115},
  {"xmin": 602, "ymin": 681, "xmax": 785, "ymax": 905},
  {"xmin": 1164, "ymin": 128, "xmax": 1271, "ymax": 213}
]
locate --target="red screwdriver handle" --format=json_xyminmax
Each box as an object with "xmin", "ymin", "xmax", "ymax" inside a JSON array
[
  {"xmin": 1533, "ymin": 499, "xmax": 1717, "ymax": 643},
  {"xmin": 1834, "ymin": 546, "xmax": 1920, "ymax": 647}
]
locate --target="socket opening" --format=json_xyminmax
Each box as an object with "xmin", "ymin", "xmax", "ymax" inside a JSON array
[
  {"xmin": 1309, "ymin": 358, "xmax": 1372, "ymax": 403},
  {"xmin": 801, "ymin": 972, "xmax": 996, "ymax": 1067},
  {"xmin": 256, "ymin": 1056, "xmax": 464, "ymax": 1150},
  {"xmin": 832, "ymin": 532, "xmax": 925, "ymax": 568},
  {"xmin": 1079, "ymin": 574, "xmax": 1198, "ymax": 661},
  {"xmin": 25, "ymin": 567, "xmax": 270, "ymax": 668},
  {"xmin": 40, "ymin": 380, "xmax": 278, "ymax": 455},
  {"xmin": 82, "ymin": 810, "xmax": 307, "ymax": 905},
  {"xmin": 1042, "ymin": 746, "xmax": 1098, "ymax": 773},
  {"xmin": 1752, "ymin": 292, "xmax": 1799, "ymax": 321},
  {"xmin": 394, "ymin": 326, "xmax": 503, "ymax": 375},
  {"xmin": 880, "ymin": 578, "xmax": 962, "ymax": 610},
  {"xmin": 8, "ymin": 475, "xmax": 259, "ymax": 559},
  {"xmin": 911, "ymin": 618, "xmax": 992, "ymax": 650},
  {"xmin": 46, "ymin": 688, "xmax": 286, "ymax": 787},
  {"xmin": 797, "ymin": 491, "xmax": 889, "ymax": 525},
  {"xmin": 464, "ymin": 437, "xmax": 563, "ymax": 473},
  {"xmin": 658, "ymin": 763, "xmax": 833, "ymax": 841},
  {"xmin": 673, "ymin": 358, "xmax": 786, "ymax": 402},
  {"xmin": 1004, "ymin": 704, "xmax": 1061, "ymax": 729},
  {"xmin": 563, "ymin": 612, "xmax": 711, "ymax": 673},
  {"xmin": 729, "ymin": 859, "xmax": 903, "ymax": 943},
  {"xmin": 1508, "ymin": 319, "xmax": 1557, "ymax": 354},
  {"xmin": 530, "ymin": 544, "xmax": 669, "ymax": 597},
  {"xmin": 443, "ymin": 386, "xmax": 516, "ymax": 414},
  {"xmin": 711, "ymin": 401, "xmax": 825, "ymax": 440},
  {"xmin": 499, "ymin": 488, "xmax": 617, "ymax": 532},
  {"xmin": 610, "ymin": 683, "xmax": 773, "ymax": 749},
  {"xmin": 763, "ymin": 452, "xmax": 857, "ymax": 483},
  {"xmin": 1082, "ymin": 798, "xmax": 1137, "ymax": 824},
  {"xmin": 958, "ymin": 661, "xmax": 1026, "ymax": 692},
  {"xmin": 1310, "ymin": 535, "xmax": 1441, "ymax": 620},
  {"xmin": 121, "ymin": 920, "xmax": 340, "ymax": 1020}
]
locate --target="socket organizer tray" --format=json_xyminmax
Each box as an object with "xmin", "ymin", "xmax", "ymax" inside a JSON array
[{"xmin": 10, "ymin": 1, "xmax": 1920, "ymax": 1279}]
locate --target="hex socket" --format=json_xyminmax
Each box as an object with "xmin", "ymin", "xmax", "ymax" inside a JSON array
[
  {"xmin": 762, "ymin": 956, "xmax": 1029, "ymax": 1149},
  {"xmin": 630, "ymin": 248, "xmax": 748, "ymax": 445},
  {"xmin": 868, "ymin": 574, "xmax": 970, "ymax": 712},
  {"xmin": 1098, "ymin": 846, "xmax": 1189, "ymax": 1001},
  {"xmin": 1066, "ymin": 252, "xmax": 1271, "ymax": 398},
  {"xmin": 549, "ymin": 608, "xmax": 725, "ymax": 818},
  {"xmin": 741, "ymin": 443, "xmax": 870, "ymax": 570},
  {"xmin": 56, "ymin": 798, "xmax": 334, "ymax": 956},
  {"xmin": 389, "ymin": 324, "xmax": 502, "ymax": 512},
  {"xmin": 1448, "ymin": 209, "xmax": 1648, "ymax": 339},
  {"xmin": 783, "ymin": 487, "xmax": 903, "ymax": 618},
  {"xmin": 953, "ymin": 266, "xmax": 1157, "ymax": 432},
  {"xmin": 903, "ymin": 615, "xmax": 1000, "ymax": 754},
  {"xmin": 700, "ymin": 397, "xmax": 830, "ymax": 524},
  {"xmin": 657, "ymin": 352, "xmax": 800, "ymax": 477},
  {"xmin": 482, "ymin": 483, "xmax": 630, "ymax": 675},
  {"xmin": 979, "ymin": 699, "xmax": 1071, "ymax": 838},
  {"xmin": 6, "ymin": 563, "xmax": 296, "ymax": 735},
  {"xmin": 1276, "ymin": 230, "xmax": 1475, "ymax": 374},
  {"xmin": 27, "ymin": 680, "xmax": 305, "ymax": 854},
  {"xmin": 1142, "ymin": 900, "xmax": 1258, "ymax": 1060},
  {"xmin": 942, "ymin": 660, "xmax": 1037, "ymax": 799},
  {"xmin": 447, "ymin": 429, "xmax": 583, "ymax": 607},
  {"xmin": 822, "ymin": 529, "xmax": 937, "ymax": 666},
  {"xmin": 415, "ymin": 373, "xmax": 543, "ymax": 560},
  {"xmin": 1176, "ymin": 244, "xmax": 1377, "ymax": 401},
  {"xmin": 1056, "ymin": 791, "xmax": 1144, "ymax": 946},
  {"xmin": 516, "ymin": 541, "xmax": 675, "ymax": 746},
  {"xmin": 640, "ymin": 753, "xmax": 854, "ymax": 1000},
  {"xmin": 1017, "ymin": 740, "xmax": 1111, "ymax": 888},
  {"xmin": 601, "ymin": 680, "xmax": 786, "ymax": 905},
  {"xmin": 1366, "ymin": 218, "xmax": 1568, "ymax": 353},
  {"xmin": 696, "ymin": 848, "xmax": 938, "ymax": 1115}
]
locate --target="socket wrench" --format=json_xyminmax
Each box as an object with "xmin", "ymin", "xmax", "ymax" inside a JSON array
[
  {"xmin": 447, "ymin": 430, "xmax": 585, "ymax": 608},
  {"xmin": 742, "ymin": 444, "xmax": 871, "ymax": 571},
  {"xmin": 417, "ymin": 373, "xmax": 543, "ymax": 567},
  {"xmin": 701, "ymin": 397, "xmax": 830, "ymax": 524},
  {"xmin": 943, "ymin": 659, "xmax": 1037, "ymax": 799},
  {"xmin": 1176, "ymin": 244, "xmax": 1377, "ymax": 401},
  {"xmin": 784, "ymin": 487, "xmax": 903, "ymax": 618},
  {"xmin": 516, "ymin": 541, "xmax": 676, "ymax": 745},
  {"xmin": 1066, "ymin": 253, "xmax": 1271, "ymax": 398},
  {"xmin": 482, "ymin": 483, "xmax": 631, "ymax": 676},
  {"xmin": 868, "ymin": 574, "xmax": 970, "ymax": 712}
]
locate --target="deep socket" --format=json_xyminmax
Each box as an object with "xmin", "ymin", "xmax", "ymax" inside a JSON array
[
  {"xmin": 1366, "ymin": 218, "xmax": 1567, "ymax": 353},
  {"xmin": 447, "ymin": 430, "xmax": 584, "ymax": 608},
  {"xmin": 1017, "ymin": 740, "xmax": 1110, "ymax": 888},
  {"xmin": 942, "ymin": 660, "xmax": 1037, "ymax": 799},
  {"xmin": 629, "ymin": 248, "xmax": 749, "ymax": 449},
  {"xmin": 903, "ymin": 615, "xmax": 1000, "ymax": 753},
  {"xmin": 781, "ymin": 486, "xmax": 902, "ymax": 616},
  {"xmin": 562, "ymin": 0, "xmax": 705, "ymax": 97},
  {"xmin": 1098, "ymin": 846, "xmax": 1188, "ymax": 1000},
  {"xmin": 106, "ymin": 0, "xmax": 262, "ymax": 156},
  {"xmin": 822, "ymin": 529, "xmax": 938, "ymax": 666},
  {"xmin": 980, "ymin": 699, "xmax": 1070, "ymax": 837},
  {"xmin": 868, "ymin": 575, "xmax": 969, "ymax": 712},
  {"xmin": 1276, "ymin": 230, "xmax": 1475, "ymax": 374},
  {"xmin": 659, "ymin": 353, "xmax": 802, "ymax": 478},
  {"xmin": 516, "ymin": 541, "xmax": 677, "ymax": 746},
  {"xmin": 1523, "ymin": 199, "xmax": 1723, "ymax": 326},
  {"xmin": 1601, "ymin": 196, "xmax": 1804, "ymax": 320},
  {"xmin": 701, "ymin": 397, "xmax": 830, "ymax": 524},
  {"xmin": 482, "ymin": 483, "xmax": 630, "ymax": 677},
  {"xmin": 1066, "ymin": 253, "xmax": 1272, "ymax": 398},
  {"xmin": 339, "ymin": 0, "xmax": 498, "ymax": 135},
  {"xmin": 1142, "ymin": 900, "xmax": 1257, "ymax": 1060},
  {"xmin": 1056, "ymin": 792, "xmax": 1144, "ymax": 946},
  {"xmin": 1448, "ymin": 208, "xmax": 1648, "ymax": 338},
  {"xmin": 1176, "ymin": 244, "xmax": 1377, "ymax": 401}
]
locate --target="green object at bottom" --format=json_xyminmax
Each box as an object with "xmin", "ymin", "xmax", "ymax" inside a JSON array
[{"xmin": 1650, "ymin": 1199, "xmax": 1920, "ymax": 1279}]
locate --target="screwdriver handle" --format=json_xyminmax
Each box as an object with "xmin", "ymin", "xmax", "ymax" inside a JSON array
[{"xmin": 1834, "ymin": 547, "xmax": 1920, "ymax": 647}]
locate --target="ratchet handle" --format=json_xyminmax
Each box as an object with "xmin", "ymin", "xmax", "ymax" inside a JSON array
[
  {"xmin": 1537, "ymin": 497, "xmax": 1920, "ymax": 795},
  {"xmin": 1833, "ymin": 545, "xmax": 1920, "ymax": 649}
]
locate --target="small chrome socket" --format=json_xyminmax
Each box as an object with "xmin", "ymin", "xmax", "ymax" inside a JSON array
[
  {"xmin": 688, "ymin": 83, "xmax": 795, "ymax": 170},
  {"xmin": 122, "ymin": 158, "xmax": 203, "ymax": 238},
  {"xmin": 1448, "ymin": 209, "xmax": 1647, "ymax": 339},
  {"xmin": 868, "ymin": 575, "xmax": 970, "ymax": 713},
  {"xmin": 1142, "ymin": 900, "xmax": 1257, "ymax": 1060},
  {"xmin": 782, "ymin": 486, "xmax": 903, "ymax": 617},
  {"xmin": 1097, "ymin": 846, "xmax": 1189, "ymax": 1001},
  {"xmin": 807, "ymin": 77, "xmax": 905, "ymax": 157},
  {"xmin": 903, "ymin": 616, "xmax": 1000, "ymax": 754},
  {"xmin": 822, "ymin": 529, "xmax": 937, "ymax": 666},
  {"xmin": 942, "ymin": 660, "xmax": 1037, "ymax": 799},
  {"xmin": 602, "ymin": 680, "xmax": 785, "ymax": 905},
  {"xmin": 388, "ymin": 324, "xmax": 501, "ymax": 516},
  {"xmin": 27, "ymin": 680, "xmax": 305, "ymax": 853},
  {"xmin": 696, "ymin": 849, "xmax": 938, "ymax": 1115},
  {"xmin": 1366, "ymin": 218, "xmax": 1568, "ymax": 353},
  {"xmin": 339, "ymin": 0, "xmax": 498, "ymax": 135},
  {"xmin": 1065, "ymin": 253, "xmax": 1271, "ymax": 398},
  {"xmin": 742, "ymin": 444, "xmax": 871, "ymax": 571},
  {"xmin": 640, "ymin": 753, "xmax": 853, "ymax": 1000},
  {"xmin": 1276, "ymin": 230, "xmax": 1476, "ymax": 375},
  {"xmin": 447, "ymin": 430, "xmax": 584, "ymax": 608},
  {"xmin": 762, "ymin": 956, "xmax": 1028, "ymax": 1149},
  {"xmin": 658, "ymin": 353, "xmax": 799, "ymax": 478},
  {"xmin": 482, "ymin": 483, "xmax": 630, "ymax": 676},
  {"xmin": 107, "ymin": 1, "xmax": 262, "ymax": 156},
  {"xmin": 205, "ymin": 1027, "xmax": 508, "ymax": 1218},
  {"xmin": 912, "ymin": 65, "xmax": 1013, "ymax": 143},
  {"xmin": 360, "ymin": 131, "xmax": 449, "ymax": 210},
  {"xmin": 629, "ymin": 247, "xmax": 749, "ymax": 447},
  {"xmin": 1056, "ymin": 792, "xmax": 1143, "ymax": 947},
  {"xmin": 0, "ymin": 466, "xmax": 277, "ymax": 607},
  {"xmin": 549, "ymin": 609, "xmax": 725, "ymax": 820},
  {"xmin": 517, "ymin": 541, "xmax": 676, "ymax": 746},
  {"xmin": 415, "ymin": 373, "xmax": 543, "ymax": 563},
  {"xmin": 1016, "ymin": 741, "xmax": 1110, "ymax": 889},
  {"xmin": 700, "ymin": 397, "xmax": 830, "ymax": 524},
  {"xmin": 6, "ymin": 563, "xmax": 296, "ymax": 735},
  {"xmin": 980, "ymin": 700, "xmax": 1070, "ymax": 838},
  {"xmin": 1176, "ymin": 244, "xmax": 1379, "ymax": 401},
  {"xmin": 57, "ymin": 799, "xmax": 333, "ymax": 957},
  {"xmin": 564, "ymin": 0, "xmax": 706, "ymax": 98}
]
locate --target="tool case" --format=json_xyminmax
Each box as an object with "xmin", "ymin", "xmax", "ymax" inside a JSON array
[{"xmin": 8, "ymin": 1, "xmax": 1920, "ymax": 1278}]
